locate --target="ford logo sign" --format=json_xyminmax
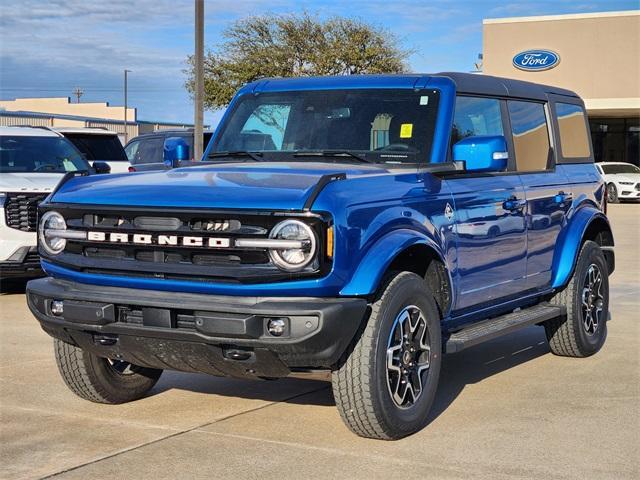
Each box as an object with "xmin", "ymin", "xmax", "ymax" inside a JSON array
[{"xmin": 513, "ymin": 50, "xmax": 560, "ymax": 71}]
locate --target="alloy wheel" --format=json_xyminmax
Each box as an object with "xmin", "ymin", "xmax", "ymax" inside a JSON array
[
  {"xmin": 107, "ymin": 358, "xmax": 136, "ymax": 375},
  {"xmin": 581, "ymin": 264, "xmax": 604, "ymax": 336},
  {"xmin": 386, "ymin": 305, "xmax": 431, "ymax": 408}
]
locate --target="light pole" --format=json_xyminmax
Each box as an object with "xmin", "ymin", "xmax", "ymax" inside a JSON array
[
  {"xmin": 124, "ymin": 69, "xmax": 132, "ymax": 143},
  {"xmin": 194, "ymin": 0, "xmax": 204, "ymax": 161}
]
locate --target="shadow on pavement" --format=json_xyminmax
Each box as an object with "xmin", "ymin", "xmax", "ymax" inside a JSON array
[
  {"xmin": 0, "ymin": 278, "xmax": 30, "ymax": 295},
  {"xmin": 147, "ymin": 324, "xmax": 550, "ymax": 414},
  {"xmin": 428, "ymin": 325, "xmax": 549, "ymax": 423}
]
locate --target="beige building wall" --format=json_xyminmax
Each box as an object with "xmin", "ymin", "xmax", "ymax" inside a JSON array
[
  {"xmin": 483, "ymin": 11, "xmax": 640, "ymax": 117},
  {"xmin": 0, "ymin": 97, "xmax": 136, "ymax": 122}
]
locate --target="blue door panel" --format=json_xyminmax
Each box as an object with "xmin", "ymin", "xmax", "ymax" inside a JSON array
[
  {"xmin": 522, "ymin": 170, "xmax": 572, "ymax": 290},
  {"xmin": 446, "ymin": 175, "xmax": 527, "ymax": 311}
]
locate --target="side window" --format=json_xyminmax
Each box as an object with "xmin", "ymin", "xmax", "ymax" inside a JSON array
[
  {"xmin": 124, "ymin": 140, "xmax": 140, "ymax": 162},
  {"xmin": 452, "ymin": 96, "xmax": 504, "ymax": 145},
  {"xmin": 507, "ymin": 101, "xmax": 551, "ymax": 172},
  {"xmin": 134, "ymin": 138, "xmax": 164, "ymax": 164},
  {"xmin": 555, "ymin": 103, "xmax": 591, "ymax": 158}
]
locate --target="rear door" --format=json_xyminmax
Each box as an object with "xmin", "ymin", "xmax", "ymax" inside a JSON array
[
  {"xmin": 506, "ymin": 99, "xmax": 571, "ymax": 291},
  {"xmin": 446, "ymin": 96, "xmax": 528, "ymax": 311}
]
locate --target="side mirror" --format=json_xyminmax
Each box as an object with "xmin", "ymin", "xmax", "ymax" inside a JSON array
[
  {"xmin": 163, "ymin": 137, "xmax": 190, "ymax": 168},
  {"xmin": 453, "ymin": 135, "xmax": 508, "ymax": 173},
  {"xmin": 92, "ymin": 161, "xmax": 111, "ymax": 174}
]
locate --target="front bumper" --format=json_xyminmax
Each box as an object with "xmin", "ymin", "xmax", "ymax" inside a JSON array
[
  {"xmin": 27, "ymin": 278, "xmax": 368, "ymax": 378},
  {"xmin": 0, "ymin": 246, "xmax": 43, "ymax": 279}
]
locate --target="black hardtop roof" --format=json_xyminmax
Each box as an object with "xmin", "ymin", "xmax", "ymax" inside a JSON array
[
  {"xmin": 251, "ymin": 72, "xmax": 580, "ymax": 102},
  {"xmin": 434, "ymin": 72, "xmax": 579, "ymax": 101}
]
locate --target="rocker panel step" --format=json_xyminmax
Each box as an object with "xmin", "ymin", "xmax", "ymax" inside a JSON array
[{"xmin": 445, "ymin": 303, "xmax": 565, "ymax": 353}]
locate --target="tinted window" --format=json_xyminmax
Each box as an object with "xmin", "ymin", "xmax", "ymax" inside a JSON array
[
  {"xmin": 64, "ymin": 134, "xmax": 127, "ymax": 161},
  {"xmin": 130, "ymin": 137, "xmax": 163, "ymax": 164},
  {"xmin": 214, "ymin": 89, "xmax": 440, "ymax": 165},
  {"xmin": 555, "ymin": 103, "xmax": 590, "ymax": 158},
  {"xmin": 508, "ymin": 101, "xmax": 551, "ymax": 172},
  {"xmin": 451, "ymin": 96, "xmax": 504, "ymax": 144},
  {"xmin": 0, "ymin": 135, "xmax": 88, "ymax": 173},
  {"xmin": 124, "ymin": 140, "xmax": 140, "ymax": 162},
  {"xmin": 601, "ymin": 163, "xmax": 640, "ymax": 174}
]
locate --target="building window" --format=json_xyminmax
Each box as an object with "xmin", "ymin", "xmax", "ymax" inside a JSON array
[
  {"xmin": 590, "ymin": 117, "xmax": 640, "ymax": 167},
  {"xmin": 370, "ymin": 113, "xmax": 392, "ymax": 150},
  {"xmin": 507, "ymin": 100, "xmax": 551, "ymax": 172},
  {"xmin": 555, "ymin": 103, "xmax": 591, "ymax": 158}
]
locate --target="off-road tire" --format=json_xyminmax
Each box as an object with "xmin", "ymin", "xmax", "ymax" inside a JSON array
[
  {"xmin": 607, "ymin": 183, "xmax": 619, "ymax": 203},
  {"xmin": 54, "ymin": 339, "xmax": 163, "ymax": 404},
  {"xmin": 331, "ymin": 272, "xmax": 442, "ymax": 440},
  {"xmin": 544, "ymin": 241, "xmax": 609, "ymax": 357}
]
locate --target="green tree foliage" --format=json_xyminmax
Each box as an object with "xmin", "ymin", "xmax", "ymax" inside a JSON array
[{"xmin": 185, "ymin": 13, "xmax": 410, "ymax": 110}]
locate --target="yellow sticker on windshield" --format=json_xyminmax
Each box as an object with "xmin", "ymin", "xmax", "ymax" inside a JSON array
[{"xmin": 400, "ymin": 123, "xmax": 413, "ymax": 138}]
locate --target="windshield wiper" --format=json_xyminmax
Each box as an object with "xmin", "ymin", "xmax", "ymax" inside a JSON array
[
  {"xmin": 293, "ymin": 150, "xmax": 373, "ymax": 163},
  {"xmin": 208, "ymin": 151, "xmax": 264, "ymax": 162}
]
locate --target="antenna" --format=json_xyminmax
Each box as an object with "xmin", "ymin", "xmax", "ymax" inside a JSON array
[{"xmin": 72, "ymin": 87, "xmax": 84, "ymax": 103}]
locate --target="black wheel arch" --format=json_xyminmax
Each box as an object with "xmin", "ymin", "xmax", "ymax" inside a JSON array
[{"xmin": 384, "ymin": 244, "xmax": 452, "ymax": 317}]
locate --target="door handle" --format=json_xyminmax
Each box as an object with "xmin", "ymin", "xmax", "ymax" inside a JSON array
[
  {"xmin": 554, "ymin": 191, "xmax": 573, "ymax": 204},
  {"xmin": 503, "ymin": 197, "xmax": 526, "ymax": 211}
]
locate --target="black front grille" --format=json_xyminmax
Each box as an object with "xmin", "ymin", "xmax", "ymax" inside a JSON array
[
  {"xmin": 41, "ymin": 206, "xmax": 331, "ymax": 284},
  {"xmin": 4, "ymin": 193, "xmax": 49, "ymax": 231}
]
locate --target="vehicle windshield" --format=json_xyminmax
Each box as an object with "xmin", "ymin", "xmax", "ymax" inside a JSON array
[
  {"xmin": 64, "ymin": 133, "xmax": 127, "ymax": 161},
  {"xmin": 601, "ymin": 163, "xmax": 640, "ymax": 175},
  {"xmin": 212, "ymin": 89, "xmax": 440, "ymax": 165},
  {"xmin": 0, "ymin": 135, "xmax": 89, "ymax": 173}
]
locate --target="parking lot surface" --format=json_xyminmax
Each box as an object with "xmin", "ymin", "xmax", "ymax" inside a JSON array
[{"xmin": 1, "ymin": 204, "xmax": 638, "ymax": 480}]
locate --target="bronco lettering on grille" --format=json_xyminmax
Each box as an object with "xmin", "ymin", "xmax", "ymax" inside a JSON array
[{"xmin": 87, "ymin": 231, "xmax": 231, "ymax": 248}]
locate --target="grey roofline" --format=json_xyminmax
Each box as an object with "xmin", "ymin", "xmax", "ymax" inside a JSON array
[
  {"xmin": 245, "ymin": 71, "xmax": 580, "ymax": 102},
  {"xmin": 433, "ymin": 72, "xmax": 579, "ymax": 100}
]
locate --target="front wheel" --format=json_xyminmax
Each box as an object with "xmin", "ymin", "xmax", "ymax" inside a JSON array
[
  {"xmin": 544, "ymin": 241, "xmax": 609, "ymax": 357},
  {"xmin": 607, "ymin": 183, "xmax": 619, "ymax": 203},
  {"xmin": 54, "ymin": 339, "xmax": 163, "ymax": 404},
  {"xmin": 331, "ymin": 272, "xmax": 442, "ymax": 440}
]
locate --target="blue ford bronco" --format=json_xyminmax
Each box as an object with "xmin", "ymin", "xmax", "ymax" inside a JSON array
[{"xmin": 27, "ymin": 73, "xmax": 614, "ymax": 439}]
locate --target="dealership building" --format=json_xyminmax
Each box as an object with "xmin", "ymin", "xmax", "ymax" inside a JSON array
[{"xmin": 483, "ymin": 10, "xmax": 639, "ymax": 166}]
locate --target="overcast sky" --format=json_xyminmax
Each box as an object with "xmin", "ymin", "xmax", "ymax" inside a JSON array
[{"xmin": 1, "ymin": 0, "xmax": 637, "ymax": 127}]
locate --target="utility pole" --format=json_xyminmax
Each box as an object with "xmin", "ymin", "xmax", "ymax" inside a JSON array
[
  {"xmin": 194, "ymin": 0, "xmax": 204, "ymax": 161},
  {"xmin": 72, "ymin": 87, "xmax": 84, "ymax": 103},
  {"xmin": 124, "ymin": 69, "xmax": 131, "ymax": 143}
]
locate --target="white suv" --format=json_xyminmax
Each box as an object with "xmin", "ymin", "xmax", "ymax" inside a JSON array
[{"xmin": 0, "ymin": 126, "xmax": 98, "ymax": 279}]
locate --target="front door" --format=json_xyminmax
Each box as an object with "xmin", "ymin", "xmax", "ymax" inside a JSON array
[
  {"xmin": 446, "ymin": 95, "xmax": 527, "ymax": 311},
  {"xmin": 447, "ymin": 175, "xmax": 527, "ymax": 311}
]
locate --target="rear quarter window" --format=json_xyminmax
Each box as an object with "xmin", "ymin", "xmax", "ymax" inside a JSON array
[
  {"xmin": 64, "ymin": 134, "xmax": 127, "ymax": 161},
  {"xmin": 555, "ymin": 103, "xmax": 591, "ymax": 158}
]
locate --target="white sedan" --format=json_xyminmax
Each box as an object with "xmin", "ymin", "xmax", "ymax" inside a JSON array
[{"xmin": 596, "ymin": 162, "xmax": 640, "ymax": 203}]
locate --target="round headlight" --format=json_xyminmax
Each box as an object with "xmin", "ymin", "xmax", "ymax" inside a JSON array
[
  {"xmin": 268, "ymin": 219, "xmax": 317, "ymax": 271},
  {"xmin": 39, "ymin": 211, "xmax": 67, "ymax": 255}
]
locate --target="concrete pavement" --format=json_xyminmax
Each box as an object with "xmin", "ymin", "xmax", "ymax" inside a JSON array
[{"xmin": 1, "ymin": 204, "xmax": 638, "ymax": 480}]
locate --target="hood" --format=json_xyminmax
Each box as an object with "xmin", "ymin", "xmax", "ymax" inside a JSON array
[
  {"xmin": 0, "ymin": 172, "xmax": 65, "ymax": 193},
  {"xmin": 50, "ymin": 162, "xmax": 393, "ymax": 210}
]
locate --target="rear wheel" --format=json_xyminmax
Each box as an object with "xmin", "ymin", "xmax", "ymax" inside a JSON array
[
  {"xmin": 544, "ymin": 241, "xmax": 609, "ymax": 357},
  {"xmin": 331, "ymin": 272, "xmax": 441, "ymax": 440},
  {"xmin": 607, "ymin": 183, "xmax": 619, "ymax": 203},
  {"xmin": 54, "ymin": 339, "xmax": 163, "ymax": 404}
]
